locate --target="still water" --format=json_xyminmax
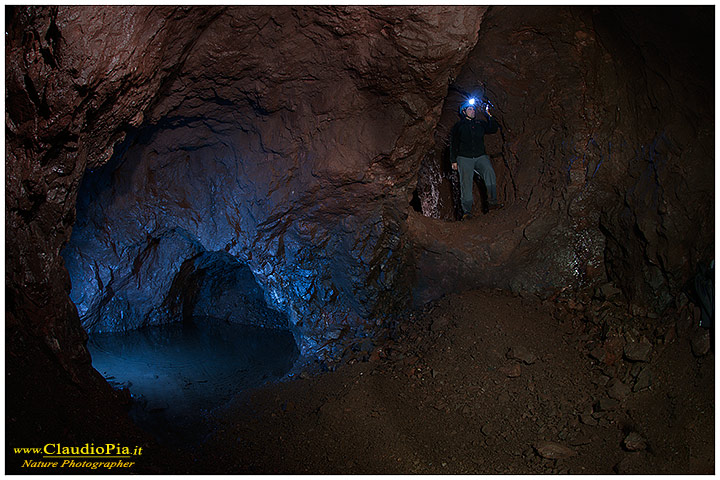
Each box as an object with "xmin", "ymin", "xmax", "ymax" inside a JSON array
[{"xmin": 88, "ymin": 317, "xmax": 299, "ymax": 445}]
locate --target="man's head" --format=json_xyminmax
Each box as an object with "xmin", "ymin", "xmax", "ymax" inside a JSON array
[{"xmin": 460, "ymin": 98, "xmax": 478, "ymax": 119}]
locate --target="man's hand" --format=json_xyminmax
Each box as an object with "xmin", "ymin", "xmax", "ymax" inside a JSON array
[
  {"xmin": 451, "ymin": 163, "xmax": 458, "ymax": 171},
  {"xmin": 485, "ymin": 104, "xmax": 491, "ymax": 116}
]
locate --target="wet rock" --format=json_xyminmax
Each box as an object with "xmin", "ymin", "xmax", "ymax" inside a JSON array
[
  {"xmin": 37, "ymin": 5, "xmax": 488, "ymax": 349},
  {"xmin": 607, "ymin": 379, "xmax": 631, "ymax": 401},
  {"xmin": 691, "ymin": 328, "xmax": 711, "ymax": 357},
  {"xmin": 632, "ymin": 368, "xmax": 653, "ymax": 392},
  {"xmin": 533, "ymin": 441, "xmax": 576, "ymax": 459},
  {"xmin": 624, "ymin": 338, "xmax": 653, "ymax": 362},
  {"xmin": 506, "ymin": 346, "xmax": 537, "ymax": 365},
  {"xmin": 623, "ymin": 432, "xmax": 648, "ymax": 451}
]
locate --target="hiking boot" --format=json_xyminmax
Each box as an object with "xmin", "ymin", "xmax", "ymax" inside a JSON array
[{"xmin": 462, "ymin": 213, "xmax": 472, "ymax": 221}]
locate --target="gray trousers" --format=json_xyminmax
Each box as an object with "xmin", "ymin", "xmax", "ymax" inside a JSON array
[{"xmin": 457, "ymin": 155, "xmax": 497, "ymax": 214}]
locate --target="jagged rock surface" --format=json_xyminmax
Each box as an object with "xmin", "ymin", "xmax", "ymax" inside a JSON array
[
  {"xmin": 57, "ymin": 6, "xmax": 486, "ymax": 349},
  {"xmin": 412, "ymin": 6, "xmax": 714, "ymax": 309},
  {"xmin": 5, "ymin": 5, "xmax": 713, "ymax": 462}
]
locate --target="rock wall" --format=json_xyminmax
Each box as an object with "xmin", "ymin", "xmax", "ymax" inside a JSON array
[
  {"xmin": 411, "ymin": 6, "xmax": 714, "ymax": 309},
  {"xmin": 5, "ymin": 5, "xmax": 713, "ymax": 444},
  {"xmin": 7, "ymin": 5, "xmax": 225, "ymax": 380},
  {"xmin": 7, "ymin": 5, "xmax": 486, "ymax": 376}
]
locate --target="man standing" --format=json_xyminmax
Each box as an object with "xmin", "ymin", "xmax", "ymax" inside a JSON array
[{"xmin": 450, "ymin": 98, "xmax": 502, "ymax": 219}]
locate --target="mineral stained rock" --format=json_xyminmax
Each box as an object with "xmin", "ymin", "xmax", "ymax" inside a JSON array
[
  {"xmin": 55, "ymin": 6, "xmax": 487, "ymax": 349},
  {"xmin": 411, "ymin": 6, "xmax": 713, "ymax": 311},
  {"xmin": 5, "ymin": 5, "xmax": 714, "ymax": 451}
]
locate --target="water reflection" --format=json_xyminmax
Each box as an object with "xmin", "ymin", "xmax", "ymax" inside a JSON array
[{"xmin": 88, "ymin": 317, "xmax": 299, "ymax": 445}]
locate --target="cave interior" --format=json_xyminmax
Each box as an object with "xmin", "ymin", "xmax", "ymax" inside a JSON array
[{"xmin": 5, "ymin": 5, "xmax": 714, "ymax": 474}]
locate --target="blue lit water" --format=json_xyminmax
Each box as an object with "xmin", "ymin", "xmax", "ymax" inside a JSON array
[{"xmin": 88, "ymin": 317, "xmax": 299, "ymax": 445}]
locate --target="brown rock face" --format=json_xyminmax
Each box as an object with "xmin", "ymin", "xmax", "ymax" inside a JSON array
[
  {"xmin": 6, "ymin": 4, "xmax": 485, "ymax": 442},
  {"xmin": 412, "ymin": 6, "xmax": 713, "ymax": 308},
  {"xmin": 57, "ymin": 6, "xmax": 486, "ymax": 348},
  {"xmin": 5, "ymin": 5, "xmax": 713, "ymax": 451}
]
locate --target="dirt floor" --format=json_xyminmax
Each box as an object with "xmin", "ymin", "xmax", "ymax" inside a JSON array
[
  {"xmin": 7, "ymin": 282, "xmax": 713, "ymax": 474},
  {"xmin": 191, "ymin": 286, "xmax": 714, "ymax": 474}
]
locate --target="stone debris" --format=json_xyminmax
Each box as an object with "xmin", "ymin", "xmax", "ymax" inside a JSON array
[
  {"xmin": 633, "ymin": 368, "xmax": 653, "ymax": 392},
  {"xmin": 607, "ymin": 379, "xmax": 631, "ymax": 401},
  {"xmin": 595, "ymin": 397, "xmax": 620, "ymax": 412},
  {"xmin": 533, "ymin": 441, "xmax": 576, "ymax": 459},
  {"xmin": 624, "ymin": 338, "xmax": 653, "ymax": 362},
  {"xmin": 691, "ymin": 329, "xmax": 711, "ymax": 357},
  {"xmin": 579, "ymin": 414, "xmax": 598, "ymax": 426},
  {"xmin": 598, "ymin": 283, "xmax": 622, "ymax": 300},
  {"xmin": 430, "ymin": 316, "xmax": 450, "ymax": 332},
  {"xmin": 623, "ymin": 432, "xmax": 648, "ymax": 451},
  {"xmin": 499, "ymin": 363, "xmax": 522, "ymax": 377},
  {"xmin": 506, "ymin": 346, "xmax": 537, "ymax": 365},
  {"xmin": 568, "ymin": 432, "xmax": 592, "ymax": 446}
]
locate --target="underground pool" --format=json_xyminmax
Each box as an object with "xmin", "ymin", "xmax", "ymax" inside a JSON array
[{"xmin": 88, "ymin": 316, "xmax": 300, "ymax": 445}]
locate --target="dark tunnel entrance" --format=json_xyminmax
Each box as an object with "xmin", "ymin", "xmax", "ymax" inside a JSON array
[{"xmin": 61, "ymin": 141, "xmax": 301, "ymax": 445}]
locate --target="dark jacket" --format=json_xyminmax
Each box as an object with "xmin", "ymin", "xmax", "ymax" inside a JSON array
[{"xmin": 450, "ymin": 115, "xmax": 499, "ymax": 163}]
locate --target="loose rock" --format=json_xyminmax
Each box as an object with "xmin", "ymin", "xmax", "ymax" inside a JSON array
[
  {"xmin": 506, "ymin": 346, "xmax": 537, "ymax": 365},
  {"xmin": 430, "ymin": 316, "xmax": 450, "ymax": 332},
  {"xmin": 580, "ymin": 413, "xmax": 598, "ymax": 426},
  {"xmin": 595, "ymin": 397, "xmax": 620, "ymax": 412},
  {"xmin": 691, "ymin": 328, "xmax": 711, "ymax": 357},
  {"xmin": 624, "ymin": 338, "xmax": 653, "ymax": 362},
  {"xmin": 499, "ymin": 363, "xmax": 522, "ymax": 378},
  {"xmin": 607, "ymin": 379, "xmax": 631, "ymax": 401},
  {"xmin": 633, "ymin": 368, "xmax": 653, "ymax": 392},
  {"xmin": 533, "ymin": 441, "xmax": 576, "ymax": 459},
  {"xmin": 623, "ymin": 432, "xmax": 648, "ymax": 451},
  {"xmin": 598, "ymin": 283, "xmax": 622, "ymax": 299}
]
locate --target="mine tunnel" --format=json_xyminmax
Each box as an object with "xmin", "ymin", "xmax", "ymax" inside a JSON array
[{"xmin": 6, "ymin": 5, "xmax": 714, "ymax": 474}]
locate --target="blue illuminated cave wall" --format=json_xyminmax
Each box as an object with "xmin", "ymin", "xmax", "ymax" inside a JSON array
[
  {"xmin": 61, "ymin": 112, "xmax": 407, "ymax": 351},
  {"xmin": 62, "ymin": 123, "xmax": 304, "ymax": 337},
  {"xmin": 59, "ymin": 8, "xmax": 485, "ymax": 354}
]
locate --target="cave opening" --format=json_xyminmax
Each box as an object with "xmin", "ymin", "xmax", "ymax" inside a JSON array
[{"xmin": 61, "ymin": 133, "xmax": 301, "ymax": 444}]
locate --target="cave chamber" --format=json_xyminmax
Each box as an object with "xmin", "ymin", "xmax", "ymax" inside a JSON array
[{"xmin": 5, "ymin": 5, "xmax": 714, "ymax": 473}]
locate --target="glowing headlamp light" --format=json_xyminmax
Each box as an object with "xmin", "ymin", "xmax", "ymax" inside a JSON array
[{"xmin": 468, "ymin": 98, "xmax": 476, "ymax": 106}]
